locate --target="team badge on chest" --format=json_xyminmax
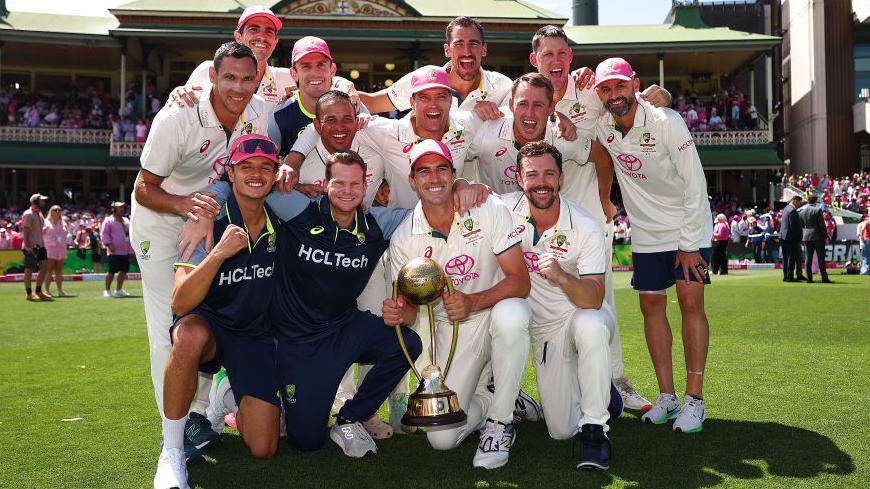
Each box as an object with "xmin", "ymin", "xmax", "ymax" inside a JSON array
[{"xmin": 460, "ymin": 217, "xmax": 483, "ymax": 246}]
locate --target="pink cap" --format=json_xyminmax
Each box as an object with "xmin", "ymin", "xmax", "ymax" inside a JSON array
[
  {"xmin": 228, "ymin": 134, "xmax": 279, "ymax": 166},
  {"xmin": 593, "ymin": 57, "xmax": 635, "ymax": 88},
  {"xmin": 410, "ymin": 65, "xmax": 453, "ymax": 97},
  {"xmin": 237, "ymin": 6, "xmax": 282, "ymax": 32},
  {"xmin": 409, "ymin": 139, "xmax": 453, "ymax": 169},
  {"xmin": 292, "ymin": 36, "xmax": 333, "ymax": 64}
]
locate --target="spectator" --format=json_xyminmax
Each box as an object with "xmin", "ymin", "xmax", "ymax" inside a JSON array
[
  {"xmin": 708, "ymin": 107, "xmax": 725, "ymax": 131},
  {"xmin": 21, "ymin": 194, "xmax": 50, "ymax": 301},
  {"xmin": 100, "ymin": 202, "xmax": 133, "ymax": 298},
  {"xmin": 42, "ymin": 205, "xmax": 70, "ymax": 297},
  {"xmin": 859, "ymin": 213, "xmax": 870, "ymax": 275},
  {"xmin": 135, "ymin": 118, "xmax": 148, "ymax": 142},
  {"xmin": 711, "ymin": 213, "xmax": 730, "ymax": 274},
  {"xmin": 0, "ymin": 226, "xmax": 11, "ymax": 249},
  {"xmin": 746, "ymin": 217, "xmax": 764, "ymax": 263}
]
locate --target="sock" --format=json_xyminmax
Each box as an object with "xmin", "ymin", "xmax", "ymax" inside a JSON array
[
  {"xmin": 336, "ymin": 415, "xmax": 354, "ymax": 425},
  {"xmin": 25, "ymin": 287, "xmax": 32, "ymax": 295},
  {"xmin": 222, "ymin": 389, "xmax": 238, "ymax": 414},
  {"xmin": 688, "ymin": 394, "xmax": 704, "ymax": 401},
  {"xmin": 163, "ymin": 417, "xmax": 187, "ymax": 451},
  {"xmin": 36, "ymin": 286, "xmax": 42, "ymax": 293}
]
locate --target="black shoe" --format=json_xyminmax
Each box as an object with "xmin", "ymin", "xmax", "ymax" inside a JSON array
[
  {"xmin": 821, "ymin": 279, "xmax": 833, "ymax": 283},
  {"xmin": 575, "ymin": 424, "xmax": 610, "ymax": 471},
  {"xmin": 783, "ymin": 277, "xmax": 792, "ymax": 282},
  {"xmin": 796, "ymin": 276, "xmax": 807, "ymax": 282},
  {"xmin": 806, "ymin": 279, "xmax": 814, "ymax": 283}
]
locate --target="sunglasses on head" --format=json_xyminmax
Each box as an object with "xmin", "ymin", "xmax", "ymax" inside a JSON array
[{"xmin": 231, "ymin": 138, "xmax": 278, "ymax": 159}]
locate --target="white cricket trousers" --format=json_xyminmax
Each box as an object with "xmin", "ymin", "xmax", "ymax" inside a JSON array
[
  {"xmin": 532, "ymin": 306, "xmax": 615, "ymax": 440},
  {"xmin": 604, "ymin": 237, "xmax": 625, "ymax": 379},
  {"xmin": 133, "ymin": 232, "xmax": 211, "ymax": 419},
  {"xmin": 427, "ymin": 298, "xmax": 531, "ymax": 450}
]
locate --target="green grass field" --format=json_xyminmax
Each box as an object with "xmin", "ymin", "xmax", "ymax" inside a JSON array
[{"xmin": 1, "ymin": 270, "xmax": 868, "ymax": 489}]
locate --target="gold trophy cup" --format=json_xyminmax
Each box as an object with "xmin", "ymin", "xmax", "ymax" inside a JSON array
[{"xmin": 392, "ymin": 257, "xmax": 467, "ymax": 428}]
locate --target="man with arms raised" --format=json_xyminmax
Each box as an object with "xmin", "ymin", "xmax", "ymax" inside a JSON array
[
  {"xmin": 155, "ymin": 135, "xmax": 283, "ymax": 489},
  {"xmin": 132, "ymin": 42, "xmax": 271, "ymax": 459},
  {"xmin": 503, "ymin": 141, "xmax": 615, "ymax": 471},
  {"xmin": 384, "ymin": 140, "xmax": 531, "ymax": 469},
  {"xmin": 593, "ymin": 57, "xmax": 713, "ymax": 433}
]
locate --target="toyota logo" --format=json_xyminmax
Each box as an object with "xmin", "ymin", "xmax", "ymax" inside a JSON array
[
  {"xmin": 503, "ymin": 165, "xmax": 518, "ymax": 180},
  {"xmin": 616, "ymin": 154, "xmax": 642, "ymax": 172},
  {"xmin": 523, "ymin": 251, "xmax": 540, "ymax": 272},
  {"xmin": 445, "ymin": 254, "xmax": 475, "ymax": 276}
]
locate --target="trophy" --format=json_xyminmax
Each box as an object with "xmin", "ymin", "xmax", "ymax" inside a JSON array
[{"xmin": 392, "ymin": 257, "xmax": 467, "ymax": 429}]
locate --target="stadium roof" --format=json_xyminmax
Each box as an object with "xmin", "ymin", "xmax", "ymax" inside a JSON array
[{"xmin": 565, "ymin": 5, "xmax": 780, "ymax": 53}]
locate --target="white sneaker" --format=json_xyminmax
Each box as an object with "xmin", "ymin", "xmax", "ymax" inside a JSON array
[
  {"xmin": 472, "ymin": 419, "xmax": 515, "ymax": 469},
  {"xmin": 673, "ymin": 395, "xmax": 706, "ymax": 433},
  {"xmin": 103, "ymin": 290, "xmax": 113, "ymax": 298},
  {"xmin": 330, "ymin": 421, "xmax": 377, "ymax": 458},
  {"xmin": 641, "ymin": 393, "xmax": 680, "ymax": 425},
  {"xmin": 513, "ymin": 389, "xmax": 543, "ymax": 422},
  {"xmin": 205, "ymin": 370, "xmax": 233, "ymax": 434},
  {"xmin": 153, "ymin": 448, "xmax": 190, "ymax": 489},
  {"xmin": 114, "ymin": 289, "xmax": 131, "ymax": 298},
  {"xmin": 614, "ymin": 376, "xmax": 652, "ymax": 411}
]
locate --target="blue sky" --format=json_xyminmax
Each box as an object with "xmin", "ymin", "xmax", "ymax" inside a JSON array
[{"xmin": 526, "ymin": 0, "xmax": 680, "ymax": 25}]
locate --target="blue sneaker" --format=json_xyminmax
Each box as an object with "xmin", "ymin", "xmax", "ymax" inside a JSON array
[
  {"xmin": 576, "ymin": 424, "xmax": 610, "ymax": 471},
  {"xmin": 185, "ymin": 412, "xmax": 220, "ymax": 452},
  {"xmin": 607, "ymin": 382, "xmax": 624, "ymax": 420}
]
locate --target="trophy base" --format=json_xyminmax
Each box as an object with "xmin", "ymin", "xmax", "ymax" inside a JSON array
[{"xmin": 401, "ymin": 390, "xmax": 467, "ymax": 429}]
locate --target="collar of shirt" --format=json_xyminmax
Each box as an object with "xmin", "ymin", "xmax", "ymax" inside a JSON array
[
  {"xmin": 197, "ymin": 84, "xmax": 264, "ymax": 132},
  {"xmin": 397, "ymin": 113, "xmax": 463, "ymax": 145},
  {"xmin": 511, "ymin": 193, "xmax": 574, "ymax": 245},
  {"xmin": 605, "ymin": 93, "xmax": 650, "ymax": 134},
  {"xmin": 317, "ymin": 197, "xmax": 369, "ymax": 243},
  {"xmin": 223, "ymin": 192, "xmax": 276, "ymax": 253},
  {"xmin": 409, "ymin": 200, "xmax": 464, "ymax": 240},
  {"xmin": 443, "ymin": 63, "xmax": 489, "ymax": 104},
  {"xmin": 290, "ymin": 92, "xmax": 316, "ymax": 119},
  {"xmin": 498, "ymin": 115, "xmax": 555, "ymax": 149},
  {"xmin": 559, "ymin": 76, "xmax": 581, "ymax": 104}
]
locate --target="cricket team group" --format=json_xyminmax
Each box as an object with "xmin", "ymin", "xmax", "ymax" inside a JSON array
[{"xmin": 130, "ymin": 6, "xmax": 714, "ymax": 488}]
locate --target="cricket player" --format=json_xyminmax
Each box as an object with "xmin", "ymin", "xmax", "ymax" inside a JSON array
[
  {"xmin": 180, "ymin": 6, "xmax": 291, "ymax": 106},
  {"xmin": 383, "ymin": 140, "xmax": 531, "ymax": 469},
  {"xmin": 531, "ymin": 25, "xmax": 681, "ymax": 410},
  {"xmin": 154, "ymin": 135, "xmax": 282, "ymax": 489},
  {"xmin": 131, "ymin": 42, "xmax": 272, "ymax": 459},
  {"xmin": 593, "ymin": 57, "xmax": 713, "ymax": 433},
  {"xmin": 360, "ymin": 16, "xmax": 511, "ymax": 121},
  {"xmin": 268, "ymin": 36, "xmax": 360, "ymax": 156},
  {"xmin": 503, "ymin": 141, "xmax": 615, "ymax": 471}
]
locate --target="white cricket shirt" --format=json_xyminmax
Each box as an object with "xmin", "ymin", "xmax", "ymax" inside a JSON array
[
  {"xmin": 502, "ymin": 192, "xmax": 607, "ymax": 330},
  {"xmin": 130, "ymin": 85, "xmax": 271, "ymax": 259},
  {"xmin": 389, "ymin": 195, "xmax": 520, "ymax": 324},
  {"xmin": 595, "ymin": 94, "xmax": 713, "ymax": 253}
]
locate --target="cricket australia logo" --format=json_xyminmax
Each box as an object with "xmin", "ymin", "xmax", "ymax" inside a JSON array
[
  {"xmin": 285, "ymin": 384, "xmax": 296, "ymax": 404},
  {"xmin": 463, "ymin": 218, "xmax": 474, "ymax": 232},
  {"xmin": 139, "ymin": 241, "xmax": 151, "ymax": 260}
]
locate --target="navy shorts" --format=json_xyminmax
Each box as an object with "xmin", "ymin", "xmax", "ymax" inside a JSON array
[
  {"xmin": 171, "ymin": 312, "xmax": 280, "ymax": 407},
  {"xmin": 631, "ymin": 247, "xmax": 712, "ymax": 291},
  {"xmin": 107, "ymin": 254, "xmax": 130, "ymax": 274}
]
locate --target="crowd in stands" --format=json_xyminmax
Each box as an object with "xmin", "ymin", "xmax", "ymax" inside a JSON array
[
  {"xmin": 673, "ymin": 83, "xmax": 761, "ymax": 132},
  {"xmin": 0, "ymin": 81, "xmax": 166, "ymax": 142}
]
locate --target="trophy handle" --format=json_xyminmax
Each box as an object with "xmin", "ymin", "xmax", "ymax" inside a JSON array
[
  {"xmin": 392, "ymin": 280, "xmax": 422, "ymax": 382},
  {"xmin": 443, "ymin": 279, "xmax": 459, "ymax": 381}
]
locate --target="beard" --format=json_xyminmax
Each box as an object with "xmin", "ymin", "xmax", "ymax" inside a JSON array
[
  {"xmin": 605, "ymin": 96, "xmax": 633, "ymax": 117},
  {"xmin": 527, "ymin": 186, "xmax": 557, "ymax": 210}
]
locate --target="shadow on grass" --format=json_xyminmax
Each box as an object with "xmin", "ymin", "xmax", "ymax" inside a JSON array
[{"xmin": 189, "ymin": 418, "xmax": 854, "ymax": 489}]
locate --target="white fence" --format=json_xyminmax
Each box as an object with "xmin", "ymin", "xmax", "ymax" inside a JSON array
[
  {"xmin": 0, "ymin": 126, "xmax": 112, "ymax": 144},
  {"xmin": 109, "ymin": 141, "xmax": 145, "ymax": 157}
]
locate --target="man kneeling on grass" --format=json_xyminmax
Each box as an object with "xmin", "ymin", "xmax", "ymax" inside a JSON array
[{"xmin": 154, "ymin": 134, "xmax": 283, "ymax": 489}]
